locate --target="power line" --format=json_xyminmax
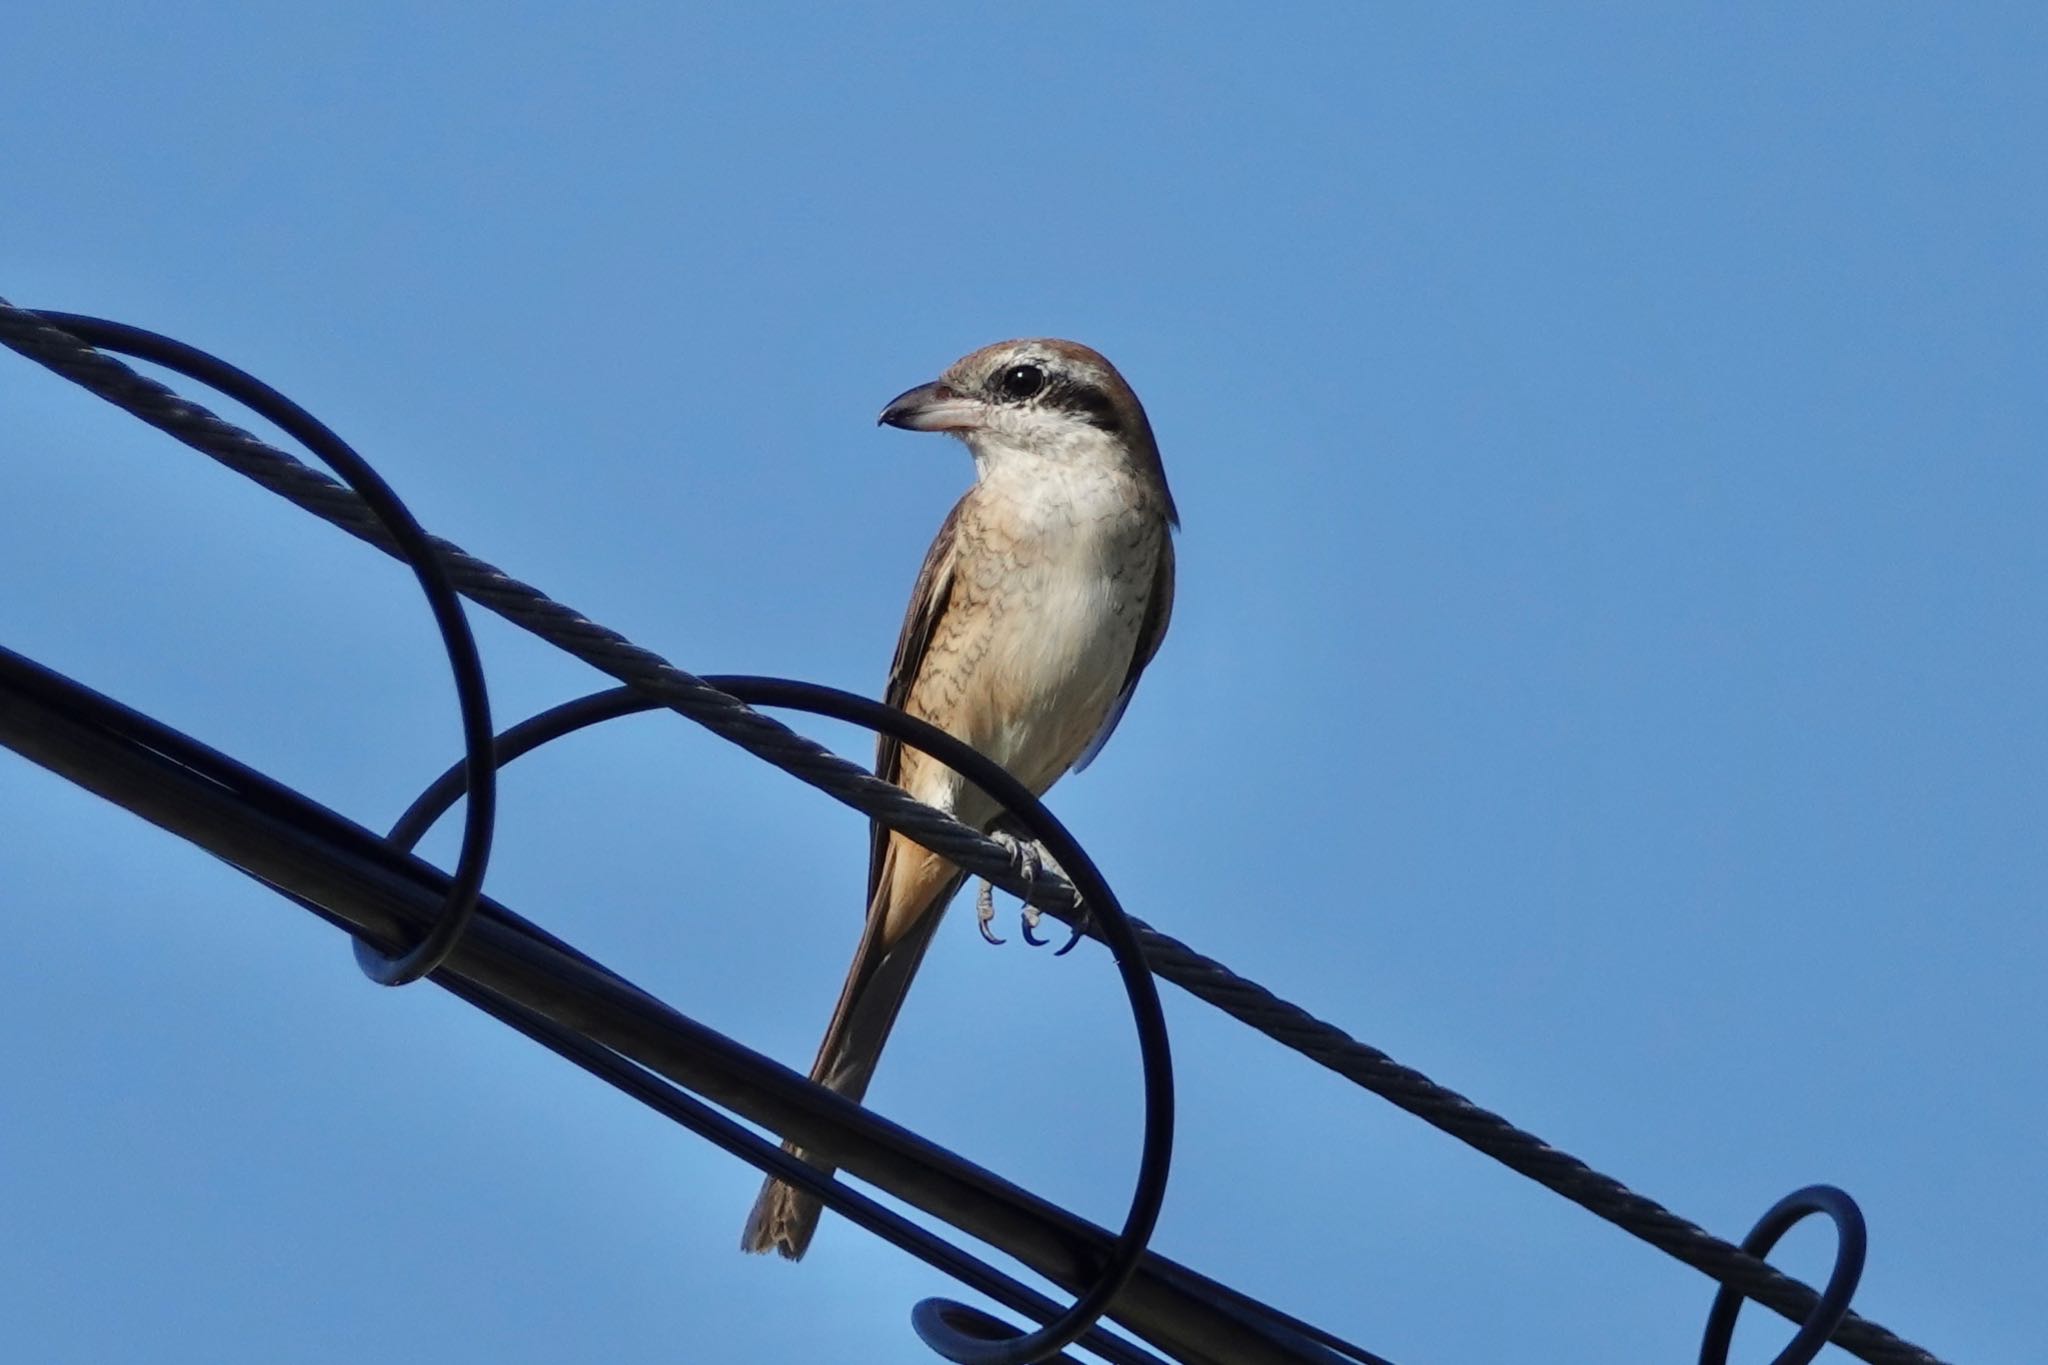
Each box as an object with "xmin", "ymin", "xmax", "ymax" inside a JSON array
[
  {"xmin": 0, "ymin": 299, "xmax": 1948, "ymax": 1365},
  {"xmin": 0, "ymin": 643, "xmax": 1372, "ymax": 1365}
]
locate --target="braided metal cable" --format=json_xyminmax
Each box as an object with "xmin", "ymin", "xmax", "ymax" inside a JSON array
[
  {"xmin": 1112, "ymin": 922, "xmax": 1938, "ymax": 1365},
  {"xmin": 0, "ymin": 300, "xmax": 1947, "ymax": 1365},
  {"xmin": 0, "ymin": 301, "xmax": 1044, "ymax": 904}
]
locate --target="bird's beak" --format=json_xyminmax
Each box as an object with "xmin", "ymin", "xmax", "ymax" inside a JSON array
[{"xmin": 878, "ymin": 381, "xmax": 985, "ymax": 432}]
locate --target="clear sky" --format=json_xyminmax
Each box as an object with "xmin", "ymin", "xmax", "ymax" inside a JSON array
[{"xmin": 2, "ymin": 6, "xmax": 2041, "ymax": 1363}]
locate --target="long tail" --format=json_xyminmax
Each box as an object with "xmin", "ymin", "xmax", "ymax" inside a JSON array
[{"xmin": 740, "ymin": 836, "xmax": 964, "ymax": 1259}]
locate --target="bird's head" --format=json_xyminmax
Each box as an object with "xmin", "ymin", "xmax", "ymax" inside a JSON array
[{"xmin": 878, "ymin": 339, "xmax": 1175, "ymax": 522}]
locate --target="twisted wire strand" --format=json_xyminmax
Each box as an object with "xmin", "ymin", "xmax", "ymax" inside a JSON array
[
  {"xmin": 0, "ymin": 300, "xmax": 1947, "ymax": 1365},
  {"xmin": 1115, "ymin": 923, "xmax": 1934, "ymax": 1365}
]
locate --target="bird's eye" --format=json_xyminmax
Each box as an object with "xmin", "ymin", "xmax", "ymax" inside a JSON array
[{"xmin": 994, "ymin": 363, "xmax": 1046, "ymax": 401}]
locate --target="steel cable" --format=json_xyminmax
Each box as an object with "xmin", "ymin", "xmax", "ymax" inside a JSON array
[{"xmin": 0, "ymin": 299, "xmax": 1948, "ymax": 1365}]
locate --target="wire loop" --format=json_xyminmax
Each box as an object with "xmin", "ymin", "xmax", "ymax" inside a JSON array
[
  {"xmin": 1, "ymin": 297, "xmax": 1952, "ymax": 1365},
  {"xmin": 384, "ymin": 680, "xmax": 1174, "ymax": 1365},
  {"xmin": 1698, "ymin": 1184, "xmax": 1867, "ymax": 1365},
  {"xmin": 21, "ymin": 310, "xmax": 497, "ymax": 987},
  {"xmin": 913, "ymin": 1302, "xmax": 1089, "ymax": 1365}
]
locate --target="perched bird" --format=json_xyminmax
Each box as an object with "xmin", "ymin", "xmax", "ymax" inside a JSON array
[{"xmin": 741, "ymin": 339, "xmax": 1178, "ymax": 1259}]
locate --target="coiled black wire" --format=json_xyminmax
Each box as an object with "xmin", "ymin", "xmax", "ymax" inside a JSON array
[
  {"xmin": 387, "ymin": 679, "xmax": 1177, "ymax": 1365},
  {"xmin": 0, "ymin": 298, "xmax": 1953, "ymax": 1365},
  {"xmin": 12, "ymin": 313, "xmax": 1170, "ymax": 1365},
  {"xmin": 1699, "ymin": 1185, "xmax": 1867, "ymax": 1365},
  {"xmin": 24, "ymin": 311, "xmax": 496, "ymax": 988}
]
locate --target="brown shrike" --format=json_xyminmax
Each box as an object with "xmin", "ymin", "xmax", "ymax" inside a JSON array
[{"xmin": 741, "ymin": 339, "xmax": 1178, "ymax": 1259}]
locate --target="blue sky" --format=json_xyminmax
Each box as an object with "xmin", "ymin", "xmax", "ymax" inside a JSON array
[{"xmin": 2, "ymin": 5, "xmax": 2041, "ymax": 1362}]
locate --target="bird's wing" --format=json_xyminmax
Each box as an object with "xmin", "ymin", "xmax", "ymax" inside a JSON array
[
  {"xmin": 867, "ymin": 496, "xmax": 963, "ymax": 903},
  {"xmin": 1074, "ymin": 529, "xmax": 1175, "ymax": 772}
]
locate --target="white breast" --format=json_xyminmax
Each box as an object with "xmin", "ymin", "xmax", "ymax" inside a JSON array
[{"xmin": 954, "ymin": 453, "xmax": 1157, "ymax": 794}]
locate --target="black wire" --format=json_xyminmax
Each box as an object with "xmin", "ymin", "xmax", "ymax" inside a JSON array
[
  {"xmin": 26, "ymin": 311, "xmax": 496, "ymax": 988},
  {"xmin": 0, "ymin": 643, "xmax": 1277, "ymax": 1365},
  {"xmin": 1698, "ymin": 1185, "xmax": 1867, "ymax": 1365},
  {"xmin": 443, "ymin": 979, "xmax": 1131, "ymax": 1365},
  {"xmin": 13, "ymin": 312, "xmax": 1170, "ymax": 1364},
  {"xmin": 0, "ymin": 299, "xmax": 1951, "ymax": 1365},
  {"xmin": 386, "ymin": 680, "xmax": 1176, "ymax": 1365}
]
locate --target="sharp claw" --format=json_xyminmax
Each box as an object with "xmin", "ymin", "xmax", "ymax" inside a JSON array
[
  {"xmin": 1020, "ymin": 912, "xmax": 1048, "ymax": 947},
  {"xmin": 1053, "ymin": 893, "xmax": 1090, "ymax": 954},
  {"xmin": 976, "ymin": 879, "xmax": 1005, "ymax": 945}
]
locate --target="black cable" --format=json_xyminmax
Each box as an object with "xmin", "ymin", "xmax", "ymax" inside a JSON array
[
  {"xmin": 448, "ymin": 981, "xmax": 1127, "ymax": 1365},
  {"xmin": 383, "ymin": 694, "xmax": 1172, "ymax": 1365},
  {"xmin": 0, "ymin": 301, "xmax": 1071, "ymax": 921},
  {"xmin": 21, "ymin": 310, "xmax": 496, "ymax": 988},
  {"xmin": 4, "ymin": 309, "xmax": 1169, "ymax": 1365},
  {"xmin": 385, "ymin": 682, "xmax": 1394, "ymax": 1365},
  {"xmin": 0, "ymin": 299, "xmax": 1950, "ymax": 1365},
  {"xmin": 385, "ymin": 678, "xmax": 1176, "ymax": 1365},
  {"xmin": 0, "ymin": 643, "xmax": 1378, "ymax": 1365}
]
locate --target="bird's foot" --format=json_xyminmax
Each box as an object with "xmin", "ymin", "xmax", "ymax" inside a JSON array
[
  {"xmin": 986, "ymin": 828, "xmax": 1069, "ymax": 948},
  {"xmin": 975, "ymin": 827, "xmax": 1046, "ymax": 946},
  {"xmin": 1023, "ymin": 843, "xmax": 1085, "ymax": 955}
]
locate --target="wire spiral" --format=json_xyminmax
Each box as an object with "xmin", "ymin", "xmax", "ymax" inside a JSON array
[
  {"xmin": 17, "ymin": 310, "xmax": 1172, "ymax": 1364},
  {"xmin": 1698, "ymin": 1186, "xmax": 1868, "ymax": 1365},
  {"xmin": 26, "ymin": 312, "xmax": 498, "ymax": 988},
  {"xmin": 0, "ymin": 297, "xmax": 1956, "ymax": 1365},
  {"xmin": 386, "ymin": 679, "xmax": 1176, "ymax": 1365}
]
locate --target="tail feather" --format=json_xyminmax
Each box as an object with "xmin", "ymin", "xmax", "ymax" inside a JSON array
[{"xmin": 741, "ymin": 837, "xmax": 963, "ymax": 1259}]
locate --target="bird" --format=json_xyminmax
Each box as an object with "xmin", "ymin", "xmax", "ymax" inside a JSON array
[{"xmin": 741, "ymin": 338, "xmax": 1178, "ymax": 1259}]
